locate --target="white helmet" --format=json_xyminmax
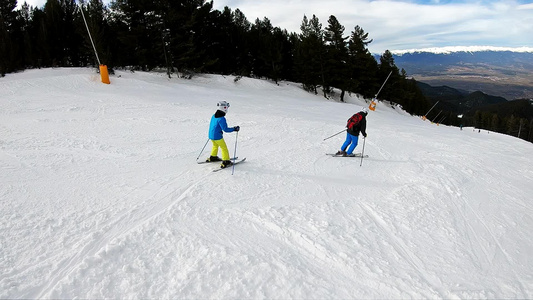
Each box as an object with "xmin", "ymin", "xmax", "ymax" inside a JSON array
[
  {"xmin": 217, "ymin": 101, "xmax": 230, "ymax": 113},
  {"xmin": 361, "ymin": 107, "xmax": 369, "ymax": 115}
]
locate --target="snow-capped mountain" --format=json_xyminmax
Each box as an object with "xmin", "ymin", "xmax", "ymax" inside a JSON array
[
  {"xmin": 385, "ymin": 46, "xmax": 533, "ymax": 100},
  {"xmin": 391, "ymin": 46, "xmax": 533, "ymax": 55}
]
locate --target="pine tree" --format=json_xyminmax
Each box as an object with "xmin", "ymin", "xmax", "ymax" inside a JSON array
[
  {"xmin": 309, "ymin": 15, "xmax": 327, "ymax": 97},
  {"xmin": 79, "ymin": 0, "xmax": 111, "ymax": 67},
  {"xmin": 491, "ymin": 114, "xmax": 500, "ymax": 132},
  {"xmin": 231, "ymin": 9, "xmax": 251, "ymax": 76},
  {"xmin": 27, "ymin": 6, "xmax": 47, "ymax": 68},
  {"xmin": 0, "ymin": 0, "xmax": 18, "ymax": 75},
  {"xmin": 323, "ymin": 15, "xmax": 348, "ymax": 101},
  {"xmin": 518, "ymin": 118, "xmax": 528, "ymax": 140},
  {"xmin": 165, "ymin": 0, "xmax": 216, "ymax": 74},
  {"xmin": 295, "ymin": 15, "xmax": 314, "ymax": 92},
  {"xmin": 506, "ymin": 115, "xmax": 519, "ymax": 136},
  {"xmin": 249, "ymin": 17, "xmax": 281, "ymax": 80},
  {"xmin": 110, "ymin": 0, "xmax": 165, "ymax": 70},
  {"xmin": 17, "ymin": 2, "xmax": 34, "ymax": 68},
  {"xmin": 528, "ymin": 119, "xmax": 533, "ymax": 142},
  {"xmin": 347, "ymin": 25, "xmax": 377, "ymax": 99},
  {"xmin": 296, "ymin": 14, "xmax": 326, "ymax": 95},
  {"xmin": 202, "ymin": 7, "xmax": 236, "ymax": 75},
  {"xmin": 473, "ymin": 111, "xmax": 482, "ymax": 129},
  {"xmin": 378, "ymin": 50, "xmax": 400, "ymax": 99}
]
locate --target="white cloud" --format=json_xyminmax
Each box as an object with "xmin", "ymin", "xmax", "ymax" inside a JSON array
[
  {"xmin": 17, "ymin": 0, "xmax": 45, "ymax": 8},
  {"xmin": 16, "ymin": 0, "xmax": 533, "ymax": 54},
  {"xmin": 212, "ymin": 0, "xmax": 533, "ymax": 53},
  {"xmin": 518, "ymin": 2, "xmax": 533, "ymax": 10}
]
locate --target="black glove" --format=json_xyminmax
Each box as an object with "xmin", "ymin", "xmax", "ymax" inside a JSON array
[
  {"xmin": 363, "ymin": 133, "xmax": 367, "ymax": 138},
  {"xmin": 234, "ymin": 126, "xmax": 240, "ymax": 132}
]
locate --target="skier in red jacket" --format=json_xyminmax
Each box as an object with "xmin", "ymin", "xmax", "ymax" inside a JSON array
[{"xmin": 336, "ymin": 107, "xmax": 368, "ymax": 157}]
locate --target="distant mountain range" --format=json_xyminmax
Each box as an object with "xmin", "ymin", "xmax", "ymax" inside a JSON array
[
  {"xmin": 384, "ymin": 46, "xmax": 533, "ymax": 100},
  {"xmin": 415, "ymin": 80, "xmax": 533, "ymax": 130},
  {"xmin": 416, "ymin": 82, "xmax": 507, "ymax": 112}
]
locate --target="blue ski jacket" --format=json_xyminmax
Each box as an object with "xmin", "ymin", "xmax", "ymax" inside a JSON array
[{"xmin": 209, "ymin": 111, "xmax": 235, "ymax": 140}]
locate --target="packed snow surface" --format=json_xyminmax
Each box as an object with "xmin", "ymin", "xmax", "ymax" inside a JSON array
[{"xmin": 1, "ymin": 68, "xmax": 532, "ymax": 298}]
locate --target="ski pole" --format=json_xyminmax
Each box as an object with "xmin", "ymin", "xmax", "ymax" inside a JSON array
[
  {"xmin": 360, "ymin": 137, "xmax": 366, "ymax": 167},
  {"xmin": 196, "ymin": 138, "xmax": 210, "ymax": 161},
  {"xmin": 232, "ymin": 131, "xmax": 239, "ymax": 175},
  {"xmin": 323, "ymin": 129, "xmax": 346, "ymax": 141}
]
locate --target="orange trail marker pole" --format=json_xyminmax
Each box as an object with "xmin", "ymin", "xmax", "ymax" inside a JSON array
[
  {"xmin": 369, "ymin": 71, "xmax": 392, "ymax": 111},
  {"xmin": 79, "ymin": 4, "xmax": 110, "ymax": 84}
]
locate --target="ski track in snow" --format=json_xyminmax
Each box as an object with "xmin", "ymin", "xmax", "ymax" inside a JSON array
[
  {"xmin": 1, "ymin": 68, "xmax": 532, "ymax": 298},
  {"xmin": 36, "ymin": 170, "xmax": 208, "ymax": 298}
]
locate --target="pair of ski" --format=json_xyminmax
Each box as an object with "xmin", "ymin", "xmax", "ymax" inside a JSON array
[
  {"xmin": 197, "ymin": 157, "xmax": 246, "ymax": 172},
  {"xmin": 326, "ymin": 153, "xmax": 368, "ymax": 158},
  {"xmin": 198, "ymin": 153, "xmax": 366, "ymax": 172}
]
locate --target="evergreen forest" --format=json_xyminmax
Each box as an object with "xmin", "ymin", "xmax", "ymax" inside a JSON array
[
  {"xmin": 0, "ymin": 0, "xmax": 430, "ymax": 113},
  {"xmin": 1, "ymin": 0, "xmax": 532, "ymax": 143}
]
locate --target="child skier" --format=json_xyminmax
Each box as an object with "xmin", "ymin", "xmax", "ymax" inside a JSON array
[
  {"xmin": 206, "ymin": 101, "xmax": 240, "ymax": 168},
  {"xmin": 336, "ymin": 107, "xmax": 368, "ymax": 157}
]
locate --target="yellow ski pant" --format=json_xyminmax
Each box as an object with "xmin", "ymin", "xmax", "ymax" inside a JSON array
[{"xmin": 210, "ymin": 139, "xmax": 230, "ymax": 160}]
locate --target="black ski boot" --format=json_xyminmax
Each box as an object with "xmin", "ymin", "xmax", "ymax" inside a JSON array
[
  {"xmin": 335, "ymin": 150, "xmax": 347, "ymax": 156},
  {"xmin": 221, "ymin": 160, "xmax": 232, "ymax": 169},
  {"xmin": 206, "ymin": 156, "xmax": 221, "ymax": 162}
]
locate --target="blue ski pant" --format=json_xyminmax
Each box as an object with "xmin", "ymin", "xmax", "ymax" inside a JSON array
[{"xmin": 341, "ymin": 132, "xmax": 359, "ymax": 155}]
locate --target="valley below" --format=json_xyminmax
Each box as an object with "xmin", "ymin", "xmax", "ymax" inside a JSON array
[{"xmin": 391, "ymin": 49, "xmax": 533, "ymax": 100}]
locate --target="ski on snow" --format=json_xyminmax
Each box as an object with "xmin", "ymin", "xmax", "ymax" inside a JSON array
[
  {"xmin": 326, "ymin": 153, "xmax": 368, "ymax": 158},
  {"xmin": 197, "ymin": 157, "xmax": 238, "ymax": 164},
  {"xmin": 212, "ymin": 158, "xmax": 246, "ymax": 172}
]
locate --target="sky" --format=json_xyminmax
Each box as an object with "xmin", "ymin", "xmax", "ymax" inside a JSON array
[
  {"xmin": 211, "ymin": 0, "xmax": 533, "ymax": 53},
  {"xmin": 2, "ymin": 67, "xmax": 533, "ymax": 298},
  {"xmin": 17, "ymin": 0, "xmax": 533, "ymax": 54}
]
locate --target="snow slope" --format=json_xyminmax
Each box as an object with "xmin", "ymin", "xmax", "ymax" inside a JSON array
[{"xmin": 1, "ymin": 68, "xmax": 532, "ymax": 298}]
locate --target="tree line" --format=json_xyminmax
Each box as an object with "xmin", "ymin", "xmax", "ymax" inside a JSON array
[
  {"xmin": 4, "ymin": 0, "xmax": 530, "ymax": 143},
  {"xmin": 468, "ymin": 107, "xmax": 533, "ymax": 143},
  {"xmin": 1, "ymin": 0, "xmax": 432, "ymax": 115}
]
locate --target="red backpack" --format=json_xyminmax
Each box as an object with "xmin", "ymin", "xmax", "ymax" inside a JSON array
[{"xmin": 346, "ymin": 113, "xmax": 363, "ymax": 130}]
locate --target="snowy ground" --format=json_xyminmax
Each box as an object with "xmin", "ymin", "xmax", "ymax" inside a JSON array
[{"xmin": 1, "ymin": 68, "xmax": 532, "ymax": 299}]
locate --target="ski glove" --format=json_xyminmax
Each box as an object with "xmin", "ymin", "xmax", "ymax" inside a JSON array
[
  {"xmin": 234, "ymin": 126, "xmax": 240, "ymax": 132},
  {"xmin": 363, "ymin": 133, "xmax": 367, "ymax": 138}
]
